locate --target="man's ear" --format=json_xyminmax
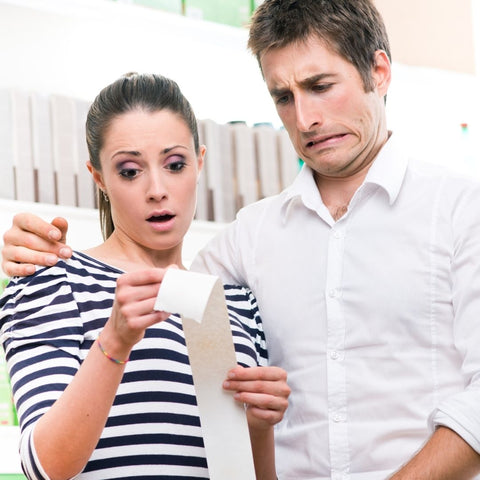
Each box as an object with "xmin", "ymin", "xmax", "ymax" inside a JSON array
[{"xmin": 372, "ymin": 49, "xmax": 391, "ymax": 97}]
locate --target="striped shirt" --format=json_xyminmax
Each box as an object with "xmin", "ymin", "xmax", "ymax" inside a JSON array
[{"xmin": 0, "ymin": 251, "xmax": 267, "ymax": 480}]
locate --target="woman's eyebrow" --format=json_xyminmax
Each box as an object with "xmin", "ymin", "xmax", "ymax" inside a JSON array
[{"xmin": 111, "ymin": 145, "xmax": 189, "ymax": 160}]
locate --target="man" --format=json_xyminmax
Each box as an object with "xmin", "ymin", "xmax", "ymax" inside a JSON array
[{"xmin": 3, "ymin": 1, "xmax": 480, "ymax": 478}]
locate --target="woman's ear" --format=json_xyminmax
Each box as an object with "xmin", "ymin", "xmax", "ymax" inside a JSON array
[
  {"xmin": 372, "ymin": 49, "xmax": 391, "ymax": 97},
  {"xmin": 197, "ymin": 145, "xmax": 206, "ymax": 180},
  {"xmin": 87, "ymin": 162, "xmax": 106, "ymax": 192}
]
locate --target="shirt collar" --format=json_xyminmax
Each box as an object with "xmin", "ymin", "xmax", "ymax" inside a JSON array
[
  {"xmin": 280, "ymin": 132, "xmax": 409, "ymax": 221},
  {"xmin": 281, "ymin": 163, "xmax": 325, "ymax": 221},
  {"xmin": 363, "ymin": 132, "xmax": 408, "ymax": 205}
]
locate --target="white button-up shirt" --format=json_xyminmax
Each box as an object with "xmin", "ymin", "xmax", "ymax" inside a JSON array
[{"xmin": 192, "ymin": 134, "xmax": 480, "ymax": 479}]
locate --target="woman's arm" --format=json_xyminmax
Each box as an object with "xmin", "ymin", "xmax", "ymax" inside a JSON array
[
  {"xmin": 33, "ymin": 331, "xmax": 129, "ymax": 479},
  {"xmin": 224, "ymin": 365, "xmax": 290, "ymax": 480},
  {"xmin": 15, "ymin": 269, "xmax": 169, "ymax": 480}
]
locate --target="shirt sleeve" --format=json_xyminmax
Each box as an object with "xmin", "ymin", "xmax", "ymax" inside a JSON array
[
  {"xmin": 191, "ymin": 217, "xmax": 248, "ymax": 286},
  {"xmin": 0, "ymin": 266, "xmax": 84, "ymax": 479},
  {"xmin": 429, "ymin": 181, "xmax": 480, "ymax": 453}
]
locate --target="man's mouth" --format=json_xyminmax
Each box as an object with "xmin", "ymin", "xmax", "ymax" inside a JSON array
[{"xmin": 306, "ymin": 134, "xmax": 346, "ymax": 148}]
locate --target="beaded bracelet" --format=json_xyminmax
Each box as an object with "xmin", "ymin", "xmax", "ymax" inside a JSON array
[{"xmin": 97, "ymin": 339, "xmax": 130, "ymax": 365}]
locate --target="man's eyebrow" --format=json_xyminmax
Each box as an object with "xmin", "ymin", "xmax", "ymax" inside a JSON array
[
  {"xmin": 269, "ymin": 73, "xmax": 337, "ymax": 97},
  {"xmin": 269, "ymin": 87, "xmax": 290, "ymax": 98},
  {"xmin": 298, "ymin": 73, "xmax": 337, "ymax": 88}
]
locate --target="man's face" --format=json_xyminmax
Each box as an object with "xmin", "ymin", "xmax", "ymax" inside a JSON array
[{"xmin": 260, "ymin": 35, "xmax": 391, "ymax": 184}]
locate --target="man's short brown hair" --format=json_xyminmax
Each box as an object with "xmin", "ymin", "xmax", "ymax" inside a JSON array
[{"xmin": 248, "ymin": 0, "xmax": 391, "ymax": 91}]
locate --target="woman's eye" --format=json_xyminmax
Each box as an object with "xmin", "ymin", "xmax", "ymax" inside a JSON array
[
  {"xmin": 119, "ymin": 168, "xmax": 139, "ymax": 179},
  {"xmin": 166, "ymin": 158, "xmax": 187, "ymax": 172}
]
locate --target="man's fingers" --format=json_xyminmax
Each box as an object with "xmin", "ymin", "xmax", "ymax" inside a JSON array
[
  {"xmin": 1, "ymin": 245, "xmax": 62, "ymax": 277},
  {"xmin": 10, "ymin": 213, "xmax": 63, "ymax": 242},
  {"xmin": 2, "ymin": 260, "xmax": 36, "ymax": 278},
  {"xmin": 50, "ymin": 217, "xmax": 69, "ymax": 243},
  {"xmin": 3, "ymin": 214, "xmax": 72, "ymax": 262}
]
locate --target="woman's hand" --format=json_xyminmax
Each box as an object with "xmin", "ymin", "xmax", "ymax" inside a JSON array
[
  {"xmin": 223, "ymin": 365, "xmax": 290, "ymax": 430},
  {"xmin": 224, "ymin": 365, "xmax": 290, "ymax": 479},
  {"xmin": 100, "ymin": 268, "xmax": 172, "ymax": 358}
]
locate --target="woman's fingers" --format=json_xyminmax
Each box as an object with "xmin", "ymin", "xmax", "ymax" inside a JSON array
[{"xmin": 223, "ymin": 366, "xmax": 291, "ymax": 428}]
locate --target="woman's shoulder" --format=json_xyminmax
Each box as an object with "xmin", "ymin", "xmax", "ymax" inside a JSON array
[
  {"xmin": 223, "ymin": 284, "xmax": 267, "ymax": 365},
  {"xmin": 223, "ymin": 284, "xmax": 257, "ymax": 308},
  {"xmin": 0, "ymin": 251, "xmax": 119, "ymax": 311},
  {"xmin": 63, "ymin": 251, "xmax": 122, "ymax": 287},
  {"xmin": 223, "ymin": 284, "xmax": 261, "ymax": 327}
]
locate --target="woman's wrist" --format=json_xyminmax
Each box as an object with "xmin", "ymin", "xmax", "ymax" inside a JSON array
[
  {"xmin": 97, "ymin": 338, "xmax": 130, "ymax": 365},
  {"xmin": 96, "ymin": 328, "xmax": 133, "ymax": 366}
]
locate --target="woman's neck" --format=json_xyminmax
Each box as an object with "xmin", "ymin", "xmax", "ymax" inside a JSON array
[{"xmin": 83, "ymin": 233, "xmax": 185, "ymax": 272}]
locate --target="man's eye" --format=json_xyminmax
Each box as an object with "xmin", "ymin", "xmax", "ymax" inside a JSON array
[
  {"xmin": 313, "ymin": 83, "xmax": 332, "ymax": 92},
  {"xmin": 276, "ymin": 95, "xmax": 290, "ymax": 105},
  {"xmin": 119, "ymin": 168, "xmax": 139, "ymax": 179}
]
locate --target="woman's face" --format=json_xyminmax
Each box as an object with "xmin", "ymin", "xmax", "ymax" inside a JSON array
[{"xmin": 91, "ymin": 108, "xmax": 204, "ymax": 262}]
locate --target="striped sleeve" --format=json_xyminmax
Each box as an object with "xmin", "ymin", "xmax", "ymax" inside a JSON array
[
  {"xmin": 224, "ymin": 285, "xmax": 268, "ymax": 367},
  {"xmin": 0, "ymin": 265, "xmax": 84, "ymax": 480}
]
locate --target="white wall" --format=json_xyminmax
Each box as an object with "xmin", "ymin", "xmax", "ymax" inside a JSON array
[
  {"xmin": 0, "ymin": 0, "xmax": 479, "ymax": 174},
  {"xmin": 0, "ymin": 0, "xmax": 279, "ymax": 126},
  {"xmin": 376, "ymin": 0, "xmax": 476, "ymax": 74},
  {"xmin": 387, "ymin": 63, "xmax": 480, "ymax": 179}
]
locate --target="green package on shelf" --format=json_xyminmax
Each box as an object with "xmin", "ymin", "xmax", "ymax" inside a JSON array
[
  {"xmin": 0, "ymin": 278, "xmax": 9, "ymax": 294},
  {"xmin": 184, "ymin": 0, "xmax": 251, "ymax": 27}
]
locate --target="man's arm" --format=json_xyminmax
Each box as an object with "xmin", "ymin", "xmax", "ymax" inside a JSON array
[
  {"xmin": 390, "ymin": 426, "xmax": 480, "ymax": 479},
  {"xmin": 391, "ymin": 183, "xmax": 480, "ymax": 479},
  {"xmin": 2, "ymin": 213, "xmax": 72, "ymax": 276},
  {"xmin": 191, "ymin": 218, "xmax": 247, "ymax": 285}
]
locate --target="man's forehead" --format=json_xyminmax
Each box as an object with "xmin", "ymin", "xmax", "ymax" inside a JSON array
[{"xmin": 260, "ymin": 39, "xmax": 343, "ymax": 88}]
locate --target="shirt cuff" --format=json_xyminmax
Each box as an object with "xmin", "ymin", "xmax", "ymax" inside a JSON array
[{"xmin": 429, "ymin": 407, "xmax": 480, "ymax": 453}]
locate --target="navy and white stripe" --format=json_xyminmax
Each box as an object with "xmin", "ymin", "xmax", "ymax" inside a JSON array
[{"xmin": 0, "ymin": 251, "xmax": 267, "ymax": 480}]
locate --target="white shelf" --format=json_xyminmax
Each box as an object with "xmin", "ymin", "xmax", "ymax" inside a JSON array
[{"xmin": 0, "ymin": 198, "xmax": 227, "ymax": 277}]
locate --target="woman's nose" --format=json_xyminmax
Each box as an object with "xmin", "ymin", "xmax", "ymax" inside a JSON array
[{"xmin": 146, "ymin": 174, "xmax": 167, "ymax": 201}]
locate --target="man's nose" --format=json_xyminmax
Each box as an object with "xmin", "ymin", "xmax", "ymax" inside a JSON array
[{"xmin": 295, "ymin": 95, "xmax": 321, "ymax": 132}]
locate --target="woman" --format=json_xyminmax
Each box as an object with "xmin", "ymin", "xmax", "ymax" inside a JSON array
[{"xmin": 0, "ymin": 73, "xmax": 289, "ymax": 480}]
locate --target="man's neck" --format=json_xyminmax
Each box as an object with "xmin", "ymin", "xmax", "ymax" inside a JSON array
[
  {"xmin": 314, "ymin": 131, "xmax": 392, "ymax": 221},
  {"xmin": 316, "ymin": 173, "xmax": 366, "ymax": 221}
]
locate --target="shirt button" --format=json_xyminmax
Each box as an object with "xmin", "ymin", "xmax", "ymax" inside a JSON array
[
  {"xmin": 332, "ymin": 413, "xmax": 344, "ymax": 423},
  {"xmin": 329, "ymin": 289, "xmax": 340, "ymax": 298},
  {"xmin": 330, "ymin": 350, "xmax": 339, "ymax": 360},
  {"xmin": 333, "ymin": 230, "xmax": 342, "ymax": 239}
]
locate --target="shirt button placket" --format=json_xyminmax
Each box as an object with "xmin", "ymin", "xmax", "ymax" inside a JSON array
[{"xmin": 326, "ymin": 226, "xmax": 349, "ymax": 476}]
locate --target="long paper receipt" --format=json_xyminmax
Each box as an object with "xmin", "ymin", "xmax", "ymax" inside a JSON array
[{"xmin": 154, "ymin": 268, "xmax": 256, "ymax": 480}]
